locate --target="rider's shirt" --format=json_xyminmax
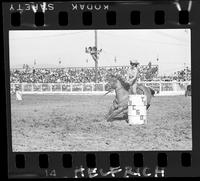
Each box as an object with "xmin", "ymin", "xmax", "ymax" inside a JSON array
[{"xmin": 127, "ymin": 67, "xmax": 139, "ymax": 85}]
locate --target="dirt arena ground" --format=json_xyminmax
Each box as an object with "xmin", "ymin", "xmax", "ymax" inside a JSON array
[{"xmin": 11, "ymin": 94, "xmax": 192, "ymax": 151}]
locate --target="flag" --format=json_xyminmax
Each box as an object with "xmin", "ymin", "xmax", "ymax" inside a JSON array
[
  {"xmin": 26, "ymin": 64, "xmax": 29, "ymax": 70},
  {"xmin": 59, "ymin": 60, "xmax": 61, "ymax": 64},
  {"xmin": 156, "ymin": 55, "xmax": 159, "ymax": 62},
  {"xmin": 34, "ymin": 59, "xmax": 36, "ymax": 66},
  {"xmin": 148, "ymin": 61, "xmax": 152, "ymax": 68},
  {"xmin": 114, "ymin": 56, "xmax": 117, "ymax": 63}
]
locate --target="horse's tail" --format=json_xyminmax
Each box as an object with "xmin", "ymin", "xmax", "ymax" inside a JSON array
[{"xmin": 149, "ymin": 87, "xmax": 155, "ymax": 96}]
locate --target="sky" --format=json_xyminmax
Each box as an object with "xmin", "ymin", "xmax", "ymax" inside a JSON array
[{"xmin": 9, "ymin": 29, "xmax": 191, "ymax": 75}]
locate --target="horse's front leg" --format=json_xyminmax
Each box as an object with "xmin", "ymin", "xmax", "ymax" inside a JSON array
[
  {"xmin": 122, "ymin": 109, "xmax": 128, "ymax": 119},
  {"xmin": 105, "ymin": 98, "xmax": 118, "ymax": 119},
  {"xmin": 107, "ymin": 106, "xmax": 126, "ymax": 122},
  {"xmin": 105, "ymin": 105, "xmax": 115, "ymax": 119},
  {"xmin": 185, "ymin": 90, "xmax": 188, "ymax": 97}
]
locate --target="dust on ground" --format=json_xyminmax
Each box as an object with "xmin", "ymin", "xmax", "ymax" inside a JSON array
[{"xmin": 11, "ymin": 94, "xmax": 192, "ymax": 151}]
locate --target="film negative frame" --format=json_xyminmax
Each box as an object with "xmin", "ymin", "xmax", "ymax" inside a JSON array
[{"xmin": 2, "ymin": 0, "xmax": 200, "ymax": 178}]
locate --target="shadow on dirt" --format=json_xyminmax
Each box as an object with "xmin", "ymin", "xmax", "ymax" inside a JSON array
[{"xmin": 108, "ymin": 115, "xmax": 128, "ymax": 122}]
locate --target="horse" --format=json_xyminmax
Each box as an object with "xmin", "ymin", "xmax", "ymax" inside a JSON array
[
  {"xmin": 185, "ymin": 84, "xmax": 191, "ymax": 96},
  {"xmin": 105, "ymin": 75, "xmax": 155, "ymax": 122}
]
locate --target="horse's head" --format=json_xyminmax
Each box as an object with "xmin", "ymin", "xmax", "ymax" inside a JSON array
[
  {"xmin": 105, "ymin": 74, "xmax": 119, "ymax": 91},
  {"xmin": 105, "ymin": 74, "xmax": 130, "ymax": 92}
]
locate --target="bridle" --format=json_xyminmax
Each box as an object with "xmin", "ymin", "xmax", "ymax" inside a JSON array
[{"xmin": 103, "ymin": 78, "xmax": 128, "ymax": 96}]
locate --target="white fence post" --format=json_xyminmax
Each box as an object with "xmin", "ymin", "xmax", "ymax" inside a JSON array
[
  {"xmin": 159, "ymin": 81, "xmax": 162, "ymax": 92},
  {"xmin": 82, "ymin": 83, "xmax": 84, "ymax": 92},
  {"xmin": 61, "ymin": 84, "xmax": 63, "ymax": 92},
  {"xmin": 50, "ymin": 83, "xmax": 52, "ymax": 92},
  {"xmin": 103, "ymin": 82, "xmax": 105, "ymax": 91},
  {"xmin": 70, "ymin": 84, "xmax": 72, "ymax": 92},
  {"xmin": 21, "ymin": 83, "xmax": 24, "ymax": 93}
]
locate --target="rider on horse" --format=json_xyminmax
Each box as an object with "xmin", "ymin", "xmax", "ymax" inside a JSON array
[
  {"xmin": 108, "ymin": 60, "xmax": 139, "ymax": 110},
  {"xmin": 127, "ymin": 60, "xmax": 139, "ymax": 94}
]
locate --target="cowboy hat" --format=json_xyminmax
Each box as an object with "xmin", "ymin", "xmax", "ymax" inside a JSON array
[{"xmin": 130, "ymin": 60, "xmax": 139, "ymax": 66}]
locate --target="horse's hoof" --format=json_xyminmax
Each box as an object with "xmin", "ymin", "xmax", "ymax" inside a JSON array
[
  {"xmin": 107, "ymin": 118, "xmax": 113, "ymax": 122},
  {"xmin": 104, "ymin": 117, "xmax": 108, "ymax": 121}
]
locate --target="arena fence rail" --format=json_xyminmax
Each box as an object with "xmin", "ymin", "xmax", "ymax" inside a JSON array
[{"xmin": 10, "ymin": 81, "xmax": 191, "ymax": 96}]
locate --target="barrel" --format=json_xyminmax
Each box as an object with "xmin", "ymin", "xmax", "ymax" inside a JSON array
[{"xmin": 128, "ymin": 95, "xmax": 147, "ymax": 125}]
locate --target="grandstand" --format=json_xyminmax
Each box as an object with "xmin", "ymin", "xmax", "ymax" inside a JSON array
[
  {"xmin": 10, "ymin": 65, "xmax": 191, "ymax": 96},
  {"xmin": 10, "ymin": 64, "xmax": 159, "ymax": 83}
]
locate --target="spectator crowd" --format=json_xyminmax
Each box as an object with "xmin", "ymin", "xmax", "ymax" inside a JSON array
[{"xmin": 10, "ymin": 64, "xmax": 190, "ymax": 84}]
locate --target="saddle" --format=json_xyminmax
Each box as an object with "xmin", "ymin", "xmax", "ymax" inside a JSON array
[{"xmin": 129, "ymin": 84, "xmax": 144, "ymax": 95}]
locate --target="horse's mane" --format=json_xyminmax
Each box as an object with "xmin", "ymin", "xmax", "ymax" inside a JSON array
[{"xmin": 111, "ymin": 74, "xmax": 130, "ymax": 91}]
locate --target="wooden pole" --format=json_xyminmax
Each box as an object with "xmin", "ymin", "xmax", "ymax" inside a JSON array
[{"xmin": 94, "ymin": 30, "xmax": 98, "ymax": 83}]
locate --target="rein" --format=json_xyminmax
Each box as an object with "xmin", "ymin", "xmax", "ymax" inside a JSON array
[
  {"xmin": 115, "ymin": 86, "xmax": 124, "ymax": 93},
  {"xmin": 103, "ymin": 89, "xmax": 112, "ymax": 96},
  {"xmin": 103, "ymin": 86, "xmax": 124, "ymax": 96}
]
